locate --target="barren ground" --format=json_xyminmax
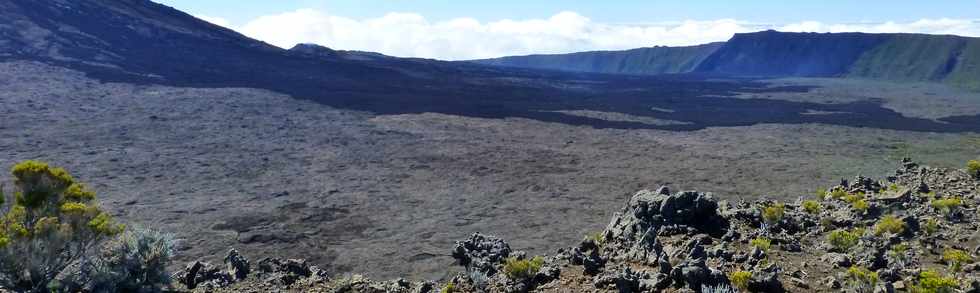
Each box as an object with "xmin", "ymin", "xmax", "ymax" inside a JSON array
[{"xmin": 1, "ymin": 61, "xmax": 978, "ymax": 280}]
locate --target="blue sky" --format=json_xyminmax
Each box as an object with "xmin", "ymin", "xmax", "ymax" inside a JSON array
[
  {"xmin": 153, "ymin": 1, "xmax": 980, "ymax": 60},
  {"xmin": 157, "ymin": 0, "xmax": 978, "ymax": 24}
]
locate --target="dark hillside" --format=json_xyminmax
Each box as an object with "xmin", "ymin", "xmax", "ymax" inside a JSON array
[
  {"xmin": 475, "ymin": 30, "xmax": 980, "ymax": 90},
  {"xmin": 694, "ymin": 30, "xmax": 890, "ymax": 77},
  {"xmin": 472, "ymin": 43, "xmax": 722, "ymax": 75}
]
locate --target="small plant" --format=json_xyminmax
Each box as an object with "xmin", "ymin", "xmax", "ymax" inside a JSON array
[
  {"xmin": 843, "ymin": 192, "xmax": 864, "ymax": 203},
  {"xmin": 702, "ymin": 284, "xmax": 738, "ymax": 293},
  {"xmin": 888, "ymin": 243, "xmax": 909, "ymax": 265},
  {"xmin": 815, "ymin": 188, "xmax": 828, "ymax": 200},
  {"xmin": 761, "ymin": 203, "xmax": 785, "ymax": 224},
  {"xmin": 845, "ymin": 266, "xmax": 878, "ymax": 293},
  {"xmin": 503, "ymin": 256, "xmax": 544, "ymax": 280},
  {"xmin": 829, "ymin": 188, "xmax": 848, "ymax": 200},
  {"xmin": 828, "ymin": 228, "xmax": 862, "ymax": 252},
  {"xmin": 922, "ymin": 218, "xmax": 941, "ymax": 236},
  {"xmin": 750, "ymin": 237, "xmax": 772, "ymax": 252},
  {"xmin": 909, "ymin": 270, "xmax": 958, "ymax": 293},
  {"xmin": 77, "ymin": 228, "xmax": 175, "ymax": 292},
  {"xmin": 874, "ymin": 215, "xmax": 906, "ymax": 236},
  {"xmin": 889, "ymin": 243, "xmax": 908, "ymax": 257},
  {"xmin": 440, "ymin": 281, "xmax": 456, "ymax": 293},
  {"xmin": 887, "ymin": 183, "xmax": 901, "ymax": 192},
  {"xmin": 930, "ymin": 198, "xmax": 963, "ymax": 215},
  {"xmin": 942, "ymin": 248, "xmax": 973, "ymax": 272},
  {"xmin": 803, "ymin": 200, "xmax": 822, "ymax": 215},
  {"xmin": 967, "ymin": 160, "xmax": 980, "ymax": 179},
  {"xmin": 728, "ymin": 270, "xmax": 752, "ymax": 290},
  {"xmin": 851, "ymin": 199, "xmax": 870, "ymax": 213},
  {"xmin": 586, "ymin": 232, "xmax": 605, "ymax": 247}
]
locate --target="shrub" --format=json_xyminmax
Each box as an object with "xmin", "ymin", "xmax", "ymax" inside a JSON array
[
  {"xmin": 888, "ymin": 243, "xmax": 909, "ymax": 264},
  {"xmin": 586, "ymin": 232, "xmax": 605, "ymax": 247},
  {"xmin": 889, "ymin": 243, "xmax": 908, "ymax": 256},
  {"xmin": 887, "ymin": 183, "xmax": 901, "ymax": 192},
  {"xmin": 967, "ymin": 160, "xmax": 980, "ymax": 179},
  {"xmin": 922, "ymin": 218, "xmax": 941, "ymax": 236},
  {"xmin": 761, "ymin": 203, "xmax": 785, "ymax": 224},
  {"xmin": 728, "ymin": 270, "xmax": 752, "ymax": 290},
  {"xmin": 802, "ymin": 200, "xmax": 822, "ymax": 215},
  {"xmin": 750, "ymin": 237, "xmax": 772, "ymax": 252},
  {"xmin": 909, "ymin": 270, "xmax": 958, "ymax": 293},
  {"xmin": 845, "ymin": 266, "xmax": 878, "ymax": 293},
  {"xmin": 930, "ymin": 198, "xmax": 962, "ymax": 215},
  {"xmin": 874, "ymin": 215, "xmax": 905, "ymax": 236},
  {"xmin": 828, "ymin": 229, "xmax": 862, "ymax": 252},
  {"xmin": 440, "ymin": 281, "xmax": 456, "ymax": 293},
  {"xmin": 503, "ymin": 256, "xmax": 544, "ymax": 280},
  {"xmin": 80, "ymin": 228, "xmax": 175, "ymax": 292},
  {"xmin": 0, "ymin": 160, "xmax": 124, "ymax": 291},
  {"xmin": 815, "ymin": 188, "xmax": 828, "ymax": 200},
  {"xmin": 829, "ymin": 188, "xmax": 848, "ymax": 200},
  {"xmin": 942, "ymin": 249, "xmax": 973, "ymax": 272},
  {"xmin": 851, "ymin": 199, "xmax": 870, "ymax": 213},
  {"xmin": 844, "ymin": 192, "xmax": 865, "ymax": 204}
]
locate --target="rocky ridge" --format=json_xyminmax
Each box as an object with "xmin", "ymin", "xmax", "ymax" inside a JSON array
[{"xmin": 173, "ymin": 159, "xmax": 980, "ymax": 292}]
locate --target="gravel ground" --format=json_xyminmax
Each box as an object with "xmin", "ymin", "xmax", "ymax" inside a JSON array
[{"xmin": 1, "ymin": 61, "xmax": 978, "ymax": 280}]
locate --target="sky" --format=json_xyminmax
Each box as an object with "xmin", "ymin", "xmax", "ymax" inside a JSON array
[{"xmin": 154, "ymin": 0, "xmax": 980, "ymax": 60}]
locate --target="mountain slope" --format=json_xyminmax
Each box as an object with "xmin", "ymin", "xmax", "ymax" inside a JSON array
[
  {"xmin": 472, "ymin": 43, "xmax": 723, "ymax": 75},
  {"xmin": 0, "ymin": 0, "xmax": 410, "ymax": 91},
  {"xmin": 474, "ymin": 30, "xmax": 980, "ymax": 89},
  {"xmin": 694, "ymin": 31, "xmax": 891, "ymax": 77}
]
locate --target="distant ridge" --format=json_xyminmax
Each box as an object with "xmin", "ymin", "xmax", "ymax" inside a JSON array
[
  {"xmin": 472, "ymin": 30, "xmax": 980, "ymax": 90},
  {"xmin": 473, "ymin": 43, "xmax": 723, "ymax": 75}
]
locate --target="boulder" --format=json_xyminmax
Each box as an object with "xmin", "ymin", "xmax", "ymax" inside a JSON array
[
  {"xmin": 175, "ymin": 261, "xmax": 232, "ymax": 290},
  {"xmin": 451, "ymin": 233, "xmax": 512, "ymax": 276},
  {"xmin": 224, "ymin": 249, "xmax": 250, "ymax": 281},
  {"xmin": 256, "ymin": 257, "xmax": 324, "ymax": 286}
]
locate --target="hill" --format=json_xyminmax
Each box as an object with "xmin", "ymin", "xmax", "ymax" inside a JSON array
[
  {"xmin": 473, "ymin": 43, "xmax": 723, "ymax": 75},
  {"xmin": 472, "ymin": 30, "xmax": 980, "ymax": 90}
]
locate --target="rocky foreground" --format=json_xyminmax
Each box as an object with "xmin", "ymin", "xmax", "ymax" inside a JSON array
[{"xmin": 173, "ymin": 159, "xmax": 980, "ymax": 292}]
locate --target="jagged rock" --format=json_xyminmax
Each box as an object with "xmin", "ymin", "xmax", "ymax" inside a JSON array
[
  {"xmin": 604, "ymin": 188, "xmax": 727, "ymax": 250},
  {"xmin": 639, "ymin": 273, "xmax": 672, "ymax": 292},
  {"xmin": 224, "ymin": 248, "xmax": 250, "ymax": 281},
  {"xmin": 707, "ymin": 244, "xmax": 734, "ymax": 261},
  {"xmin": 748, "ymin": 265, "xmax": 784, "ymax": 293},
  {"xmin": 452, "ymin": 233, "xmax": 512, "ymax": 276},
  {"xmin": 593, "ymin": 266, "xmax": 647, "ymax": 292},
  {"xmin": 669, "ymin": 258, "xmax": 725, "ymax": 290},
  {"xmin": 414, "ymin": 281, "xmax": 435, "ymax": 293},
  {"xmin": 574, "ymin": 247, "xmax": 605, "ymax": 275},
  {"xmin": 964, "ymin": 277, "xmax": 980, "ymax": 293},
  {"xmin": 821, "ymin": 253, "xmax": 852, "ymax": 268},
  {"xmin": 256, "ymin": 257, "xmax": 323, "ymax": 286},
  {"xmin": 623, "ymin": 228, "xmax": 668, "ymax": 266},
  {"xmin": 175, "ymin": 261, "xmax": 232, "ymax": 289}
]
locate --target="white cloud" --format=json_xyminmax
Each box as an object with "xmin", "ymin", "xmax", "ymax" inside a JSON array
[
  {"xmin": 213, "ymin": 10, "xmax": 980, "ymax": 60},
  {"xmin": 778, "ymin": 18, "xmax": 980, "ymax": 36},
  {"xmin": 195, "ymin": 14, "xmax": 231, "ymax": 28}
]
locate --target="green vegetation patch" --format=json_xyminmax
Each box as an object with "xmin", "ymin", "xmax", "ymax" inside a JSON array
[
  {"xmin": 761, "ymin": 203, "xmax": 786, "ymax": 224},
  {"xmin": 828, "ymin": 228, "xmax": 863, "ymax": 252},
  {"xmin": 728, "ymin": 270, "xmax": 752, "ymax": 290},
  {"xmin": 910, "ymin": 270, "xmax": 959, "ymax": 293},
  {"xmin": 874, "ymin": 215, "xmax": 905, "ymax": 236},
  {"xmin": 503, "ymin": 256, "xmax": 544, "ymax": 280}
]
